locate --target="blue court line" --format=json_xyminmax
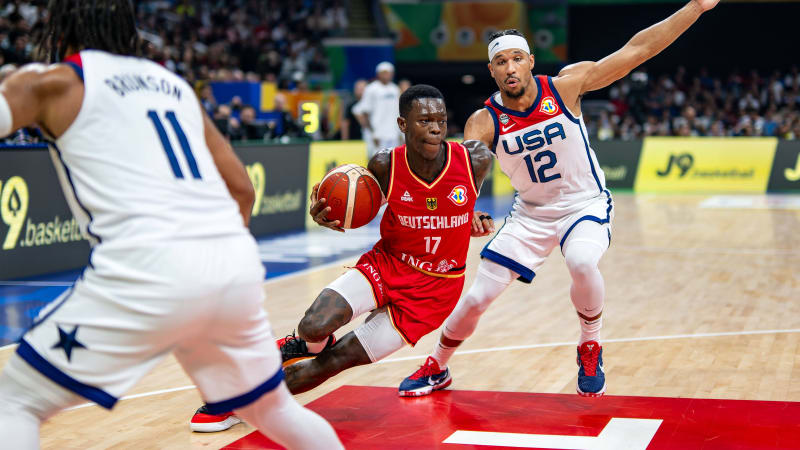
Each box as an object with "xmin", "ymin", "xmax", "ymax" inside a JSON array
[{"xmin": 0, "ymin": 195, "xmax": 515, "ymax": 346}]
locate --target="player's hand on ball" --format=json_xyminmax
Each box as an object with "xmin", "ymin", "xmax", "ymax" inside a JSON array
[
  {"xmin": 693, "ymin": 0, "xmax": 719, "ymax": 11},
  {"xmin": 471, "ymin": 211, "xmax": 495, "ymax": 237},
  {"xmin": 309, "ymin": 183, "xmax": 345, "ymax": 232}
]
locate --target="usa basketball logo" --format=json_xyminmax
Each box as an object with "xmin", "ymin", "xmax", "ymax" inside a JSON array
[
  {"xmin": 448, "ymin": 185, "xmax": 468, "ymax": 206},
  {"xmin": 540, "ymin": 97, "xmax": 559, "ymax": 115}
]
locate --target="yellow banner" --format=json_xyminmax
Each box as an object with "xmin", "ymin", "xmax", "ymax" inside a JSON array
[
  {"xmin": 635, "ymin": 138, "xmax": 778, "ymax": 193},
  {"xmin": 306, "ymin": 141, "xmax": 368, "ymax": 228}
]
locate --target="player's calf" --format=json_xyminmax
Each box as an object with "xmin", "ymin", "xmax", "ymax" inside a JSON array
[{"xmin": 576, "ymin": 340, "xmax": 606, "ymax": 397}]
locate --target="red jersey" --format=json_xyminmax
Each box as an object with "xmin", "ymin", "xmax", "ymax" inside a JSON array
[{"xmin": 377, "ymin": 141, "xmax": 478, "ymax": 278}]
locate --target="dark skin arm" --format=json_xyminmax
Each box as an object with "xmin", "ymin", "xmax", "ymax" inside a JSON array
[
  {"xmin": 462, "ymin": 138, "xmax": 494, "ymax": 236},
  {"xmin": 0, "ymin": 63, "xmax": 83, "ymax": 138}
]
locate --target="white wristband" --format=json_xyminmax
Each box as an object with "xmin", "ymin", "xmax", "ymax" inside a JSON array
[{"xmin": 0, "ymin": 93, "xmax": 13, "ymax": 137}]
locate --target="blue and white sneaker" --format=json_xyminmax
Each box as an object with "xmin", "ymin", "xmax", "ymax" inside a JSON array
[
  {"xmin": 398, "ymin": 356, "xmax": 452, "ymax": 397},
  {"xmin": 576, "ymin": 340, "xmax": 606, "ymax": 397}
]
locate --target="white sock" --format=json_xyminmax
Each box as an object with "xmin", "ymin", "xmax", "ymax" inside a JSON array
[
  {"xmin": 579, "ymin": 314, "xmax": 602, "ymax": 345},
  {"xmin": 431, "ymin": 338, "xmax": 457, "ymax": 368}
]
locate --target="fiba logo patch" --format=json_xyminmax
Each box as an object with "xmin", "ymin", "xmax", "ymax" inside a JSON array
[
  {"xmin": 540, "ymin": 97, "xmax": 559, "ymax": 115},
  {"xmin": 499, "ymin": 113, "xmax": 510, "ymax": 125},
  {"xmin": 448, "ymin": 185, "xmax": 468, "ymax": 206}
]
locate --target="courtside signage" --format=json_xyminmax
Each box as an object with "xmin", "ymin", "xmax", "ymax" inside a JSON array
[
  {"xmin": 767, "ymin": 141, "xmax": 800, "ymax": 192},
  {"xmin": 0, "ymin": 147, "xmax": 90, "ymax": 280},
  {"xmin": 635, "ymin": 137, "xmax": 777, "ymax": 193},
  {"xmin": 234, "ymin": 143, "xmax": 309, "ymax": 237}
]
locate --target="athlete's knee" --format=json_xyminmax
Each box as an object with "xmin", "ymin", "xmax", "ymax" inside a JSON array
[
  {"xmin": 565, "ymin": 244, "xmax": 602, "ymax": 281},
  {"xmin": 461, "ymin": 290, "xmax": 492, "ymax": 315},
  {"xmin": 566, "ymin": 255, "xmax": 598, "ymax": 281},
  {"xmin": 297, "ymin": 315, "xmax": 329, "ymax": 343},
  {"xmin": 298, "ymin": 289, "xmax": 353, "ymax": 342}
]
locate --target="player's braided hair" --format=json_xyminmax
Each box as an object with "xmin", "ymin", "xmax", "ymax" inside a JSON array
[
  {"xmin": 399, "ymin": 84, "xmax": 445, "ymax": 118},
  {"xmin": 487, "ymin": 29, "xmax": 526, "ymax": 43},
  {"xmin": 36, "ymin": 0, "xmax": 140, "ymax": 63}
]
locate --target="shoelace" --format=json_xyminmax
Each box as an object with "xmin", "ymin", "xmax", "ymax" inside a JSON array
[
  {"xmin": 281, "ymin": 331, "xmax": 308, "ymax": 356},
  {"xmin": 580, "ymin": 347, "xmax": 599, "ymax": 376},
  {"xmin": 411, "ymin": 359, "xmax": 440, "ymax": 380}
]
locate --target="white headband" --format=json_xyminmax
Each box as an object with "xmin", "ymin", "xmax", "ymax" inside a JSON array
[{"xmin": 488, "ymin": 35, "xmax": 531, "ymax": 61}]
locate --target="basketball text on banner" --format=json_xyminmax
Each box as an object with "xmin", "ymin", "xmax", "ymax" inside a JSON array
[
  {"xmin": 235, "ymin": 143, "xmax": 309, "ymax": 237},
  {"xmin": 306, "ymin": 141, "xmax": 368, "ymax": 229},
  {"xmin": 0, "ymin": 146, "xmax": 90, "ymax": 280},
  {"xmin": 634, "ymin": 137, "xmax": 777, "ymax": 193}
]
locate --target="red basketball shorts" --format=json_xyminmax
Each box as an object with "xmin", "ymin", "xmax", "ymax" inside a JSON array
[{"xmin": 353, "ymin": 245, "xmax": 465, "ymax": 345}]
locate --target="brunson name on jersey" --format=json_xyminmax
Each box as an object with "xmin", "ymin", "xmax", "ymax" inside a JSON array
[{"xmin": 104, "ymin": 74, "xmax": 183, "ymax": 100}]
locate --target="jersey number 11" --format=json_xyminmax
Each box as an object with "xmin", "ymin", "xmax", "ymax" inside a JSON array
[{"xmin": 147, "ymin": 110, "xmax": 202, "ymax": 180}]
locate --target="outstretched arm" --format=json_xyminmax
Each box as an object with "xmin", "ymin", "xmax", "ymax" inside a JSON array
[{"xmin": 554, "ymin": 0, "xmax": 719, "ymax": 111}]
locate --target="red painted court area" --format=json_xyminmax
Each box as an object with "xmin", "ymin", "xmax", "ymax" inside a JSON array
[{"xmin": 224, "ymin": 386, "xmax": 800, "ymax": 449}]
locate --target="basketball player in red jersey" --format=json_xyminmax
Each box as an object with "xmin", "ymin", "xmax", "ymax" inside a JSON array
[
  {"xmin": 189, "ymin": 84, "xmax": 494, "ymax": 430},
  {"xmin": 399, "ymin": 0, "xmax": 720, "ymax": 398}
]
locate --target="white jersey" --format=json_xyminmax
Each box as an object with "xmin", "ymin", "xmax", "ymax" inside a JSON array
[
  {"xmin": 484, "ymin": 75, "xmax": 608, "ymax": 218},
  {"xmin": 52, "ymin": 50, "xmax": 246, "ymax": 250},
  {"xmin": 352, "ymin": 80, "xmax": 401, "ymax": 140}
]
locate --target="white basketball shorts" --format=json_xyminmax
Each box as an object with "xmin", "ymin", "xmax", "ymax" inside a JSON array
[
  {"xmin": 480, "ymin": 191, "xmax": 614, "ymax": 283},
  {"xmin": 4, "ymin": 235, "xmax": 283, "ymax": 414}
]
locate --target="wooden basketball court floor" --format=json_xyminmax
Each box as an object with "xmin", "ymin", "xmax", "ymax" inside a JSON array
[{"xmin": 1, "ymin": 192, "xmax": 799, "ymax": 448}]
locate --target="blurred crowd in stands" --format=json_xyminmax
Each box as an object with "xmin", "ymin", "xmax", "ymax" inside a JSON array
[
  {"xmin": 0, "ymin": 0, "xmax": 346, "ymax": 144},
  {"xmin": 1, "ymin": 1, "xmax": 799, "ymax": 145},
  {"xmin": 584, "ymin": 66, "xmax": 800, "ymax": 140}
]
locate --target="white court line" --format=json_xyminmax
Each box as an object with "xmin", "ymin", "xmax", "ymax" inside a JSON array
[
  {"xmin": 56, "ymin": 327, "xmax": 800, "ymax": 411},
  {"xmin": 378, "ymin": 328, "xmax": 800, "ymax": 364},
  {"xmin": 615, "ymin": 245, "xmax": 800, "ymax": 256},
  {"xmin": 63, "ymin": 385, "xmax": 197, "ymax": 411}
]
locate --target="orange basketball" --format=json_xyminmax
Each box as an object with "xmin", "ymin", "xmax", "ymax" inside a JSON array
[{"xmin": 318, "ymin": 164, "xmax": 383, "ymax": 229}]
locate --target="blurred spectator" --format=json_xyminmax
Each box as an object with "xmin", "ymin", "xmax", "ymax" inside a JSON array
[
  {"xmin": 353, "ymin": 62, "xmax": 403, "ymax": 157},
  {"xmin": 239, "ymin": 105, "xmax": 268, "ymax": 141},
  {"xmin": 341, "ymin": 79, "xmax": 367, "ymax": 141},
  {"xmin": 398, "ymin": 79, "xmax": 412, "ymax": 94},
  {"xmin": 268, "ymin": 92, "xmax": 305, "ymax": 139}
]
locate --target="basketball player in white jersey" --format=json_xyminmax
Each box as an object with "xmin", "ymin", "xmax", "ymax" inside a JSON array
[
  {"xmin": 0, "ymin": 1, "xmax": 342, "ymax": 448},
  {"xmin": 400, "ymin": 0, "xmax": 720, "ymax": 398}
]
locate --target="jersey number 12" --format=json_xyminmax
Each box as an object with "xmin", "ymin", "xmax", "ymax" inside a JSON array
[
  {"xmin": 523, "ymin": 150, "xmax": 561, "ymax": 183},
  {"xmin": 147, "ymin": 110, "xmax": 202, "ymax": 179}
]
